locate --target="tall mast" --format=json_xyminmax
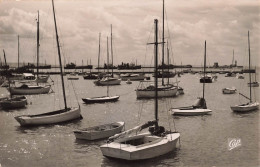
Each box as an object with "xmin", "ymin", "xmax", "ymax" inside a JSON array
[
  {"xmin": 162, "ymin": 0, "xmax": 165, "ymax": 85},
  {"xmin": 248, "ymin": 31, "xmax": 252, "ymax": 102},
  {"xmin": 18, "ymin": 35, "xmax": 20, "ymax": 70},
  {"xmin": 98, "ymin": 33, "xmax": 101, "ymax": 73},
  {"xmin": 155, "ymin": 19, "xmax": 159, "ymax": 123},
  {"xmin": 167, "ymin": 40, "xmax": 170, "ymax": 85},
  {"xmin": 52, "ymin": 0, "xmax": 67, "ymax": 110},
  {"xmin": 203, "ymin": 41, "xmax": 206, "ymax": 100},
  {"xmin": 36, "ymin": 10, "xmax": 40, "ymax": 81},
  {"xmin": 107, "ymin": 36, "xmax": 109, "ymax": 96},
  {"xmin": 3, "ymin": 50, "xmax": 11, "ymax": 98},
  {"xmin": 232, "ymin": 49, "xmax": 234, "ymax": 66},
  {"xmin": 111, "ymin": 24, "xmax": 114, "ymax": 77}
]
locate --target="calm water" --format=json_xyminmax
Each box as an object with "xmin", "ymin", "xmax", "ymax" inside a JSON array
[{"xmin": 0, "ymin": 72, "xmax": 259, "ymax": 167}]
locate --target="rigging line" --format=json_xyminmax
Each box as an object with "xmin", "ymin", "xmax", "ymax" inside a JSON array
[{"xmin": 164, "ymin": 8, "xmax": 175, "ymax": 65}]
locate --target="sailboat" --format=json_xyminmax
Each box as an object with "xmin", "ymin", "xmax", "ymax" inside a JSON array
[
  {"xmin": 9, "ymin": 11, "xmax": 51, "ymax": 95},
  {"xmin": 14, "ymin": 0, "xmax": 81, "ymax": 126},
  {"xmin": 83, "ymin": 33, "xmax": 101, "ymax": 80},
  {"xmin": 136, "ymin": 0, "xmax": 177, "ymax": 98},
  {"xmin": 94, "ymin": 25, "xmax": 121, "ymax": 86},
  {"xmin": 100, "ymin": 19, "xmax": 180, "ymax": 160},
  {"xmin": 0, "ymin": 50, "xmax": 27, "ymax": 109},
  {"xmin": 225, "ymin": 49, "xmax": 236, "ymax": 77},
  {"xmin": 171, "ymin": 41, "xmax": 212, "ymax": 116},
  {"xmin": 231, "ymin": 31, "xmax": 259, "ymax": 112},
  {"xmin": 82, "ymin": 37, "xmax": 120, "ymax": 104},
  {"xmin": 247, "ymin": 66, "xmax": 259, "ymax": 87}
]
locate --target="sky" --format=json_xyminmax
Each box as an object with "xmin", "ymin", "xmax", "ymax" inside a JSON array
[{"xmin": 0, "ymin": 0, "xmax": 259, "ymax": 67}]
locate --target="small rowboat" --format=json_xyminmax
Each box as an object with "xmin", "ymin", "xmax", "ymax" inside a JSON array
[
  {"xmin": 222, "ymin": 87, "xmax": 236, "ymax": 94},
  {"xmin": 0, "ymin": 96, "xmax": 27, "ymax": 109},
  {"xmin": 82, "ymin": 95, "xmax": 119, "ymax": 104},
  {"xmin": 74, "ymin": 122, "xmax": 125, "ymax": 140}
]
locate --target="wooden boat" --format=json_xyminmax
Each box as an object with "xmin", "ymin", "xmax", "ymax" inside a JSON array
[
  {"xmin": 120, "ymin": 73, "xmax": 145, "ymax": 81},
  {"xmin": 9, "ymin": 84, "xmax": 51, "ymax": 95},
  {"xmin": 236, "ymin": 75, "xmax": 244, "ymax": 79},
  {"xmin": 83, "ymin": 73, "xmax": 99, "ymax": 80},
  {"xmin": 172, "ymin": 41, "xmax": 212, "ymax": 116},
  {"xmin": 14, "ymin": 0, "xmax": 81, "ymax": 126},
  {"xmin": 136, "ymin": 83, "xmax": 177, "ymax": 98},
  {"xmin": 126, "ymin": 79, "xmax": 132, "ymax": 84},
  {"xmin": 0, "ymin": 95, "xmax": 27, "ymax": 109},
  {"xmin": 73, "ymin": 122, "xmax": 124, "ymax": 140},
  {"xmin": 82, "ymin": 95, "xmax": 119, "ymax": 104},
  {"xmin": 93, "ymin": 25, "xmax": 121, "ymax": 86},
  {"xmin": 225, "ymin": 72, "xmax": 236, "ymax": 77},
  {"xmin": 222, "ymin": 87, "xmax": 237, "ymax": 94},
  {"xmin": 94, "ymin": 77, "xmax": 121, "ymax": 86},
  {"xmin": 0, "ymin": 50, "xmax": 27, "ymax": 109},
  {"xmin": 101, "ymin": 19, "xmax": 180, "ymax": 160},
  {"xmin": 67, "ymin": 73, "xmax": 79, "ymax": 80},
  {"xmin": 231, "ymin": 31, "xmax": 259, "ymax": 112},
  {"xmin": 15, "ymin": 107, "xmax": 81, "ymax": 126}
]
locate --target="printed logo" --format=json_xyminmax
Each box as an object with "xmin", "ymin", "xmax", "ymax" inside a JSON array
[{"xmin": 228, "ymin": 138, "xmax": 241, "ymax": 150}]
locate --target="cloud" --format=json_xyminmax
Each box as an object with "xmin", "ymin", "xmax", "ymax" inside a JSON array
[{"xmin": 0, "ymin": 0, "xmax": 259, "ymax": 66}]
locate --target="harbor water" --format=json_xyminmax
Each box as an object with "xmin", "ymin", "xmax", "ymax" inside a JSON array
[{"xmin": 0, "ymin": 72, "xmax": 259, "ymax": 167}]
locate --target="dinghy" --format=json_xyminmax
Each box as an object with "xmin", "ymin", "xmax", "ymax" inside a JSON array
[
  {"xmin": 82, "ymin": 95, "xmax": 119, "ymax": 104},
  {"xmin": 9, "ymin": 84, "xmax": 51, "ymax": 95},
  {"xmin": 14, "ymin": 0, "xmax": 81, "ymax": 126},
  {"xmin": 0, "ymin": 50, "xmax": 27, "ymax": 110},
  {"xmin": 231, "ymin": 31, "xmax": 259, "ymax": 112},
  {"xmin": 171, "ymin": 41, "xmax": 212, "ymax": 116},
  {"xmin": 101, "ymin": 19, "xmax": 180, "ymax": 160},
  {"xmin": 74, "ymin": 122, "xmax": 124, "ymax": 140},
  {"xmin": 222, "ymin": 87, "xmax": 237, "ymax": 94}
]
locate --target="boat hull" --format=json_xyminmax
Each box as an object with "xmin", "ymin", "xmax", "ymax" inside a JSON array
[
  {"xmin": 36, "ymin": 75, "xmax": 49, "ymax": 83},
  {"xmin": 0, "ymin": 96, "xmax": 27, "ymax": 109},
  {"xmin": 74, "ymin": 122, "xmax": 124, "ymax": 140},
  {"xmin": 9, "ymin": 85, "xmax": 51, "ymax": 95},
  {"xmin": 136, "ymin": 87, "xmax": 177, "ymax": 98},
  {"xmin": 14, "ymin": 107, "xmax": 81, "ymax": 126},
  {"xmin": 247, "ymin": 82, "xmax": 259, "ymax": 87},
  {"xmin": 82, "ymin": 96, "xmax": 119, "ymax": 104},
  {"xmin": 222, "ymin": 88, "xmax": 236, "ymax": 94},
  {"xmin": 172, "ymin": 108, "xmax": 212, "ymax": 116},
  {"xmin": 94, "ymin": 78, "xmax": 121, "ymax": 86},
  {"xmin": 120, "ymin": 74, "xmax": 145, "ymax": 81},
  {"xmin": 100, "ymin": 133, "xmax": 180, "ymax": 160},
  {"xmin": 231, "ymin": 102, "xmax": 259, "ymax": 112}
]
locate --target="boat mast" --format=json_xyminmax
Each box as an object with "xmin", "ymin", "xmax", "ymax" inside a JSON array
[
  {"xmin": 107, "ymin": 36, "xmax": 109, "ymax": 96},
  {"xmin": 167, "ymin": 40, "xmax": 170, "ymax": 85},
  {"xmin": 111, "ymin": 24, "xmax": 114, "ymax": 78},
  {"xmin": 3, "ymin": 50, "xmax": 11, "ymax": 98},
  {"xmin": 98, "ymin": 33, "xmax": 101, "ymax": 73},
  {"xmin": 232, "ymin": 49, "xmax": 234, "ymax": 67},
  {"xmin": 52, "ymin": 0, "xmax": 68, "ymax": 110},
  {"xmin": 155, "ymin": 19, "xmax": 159, "ymax": 124},
  {"xmin": 36, "ymin": 10, "xmax": 40, "ymax": 82},
  {"xmin": 203, "ymin": 41, "xmax": 206, "ymax": 100},
  {"xmin": 162, "ymin": 0, "xmax": 165, "ymax": 85},
  {"xmin": 248, "ymin": 31, "xmax": 252, "ymax": 102},
  {"xmin": 18, "ymin": 35, "xmax": 20, "ymax": 70}
]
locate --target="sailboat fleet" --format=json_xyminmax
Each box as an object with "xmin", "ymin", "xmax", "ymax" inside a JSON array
[{"xmin": 0, "ymin": 0, "xmax": 259, "ymax": 164}]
